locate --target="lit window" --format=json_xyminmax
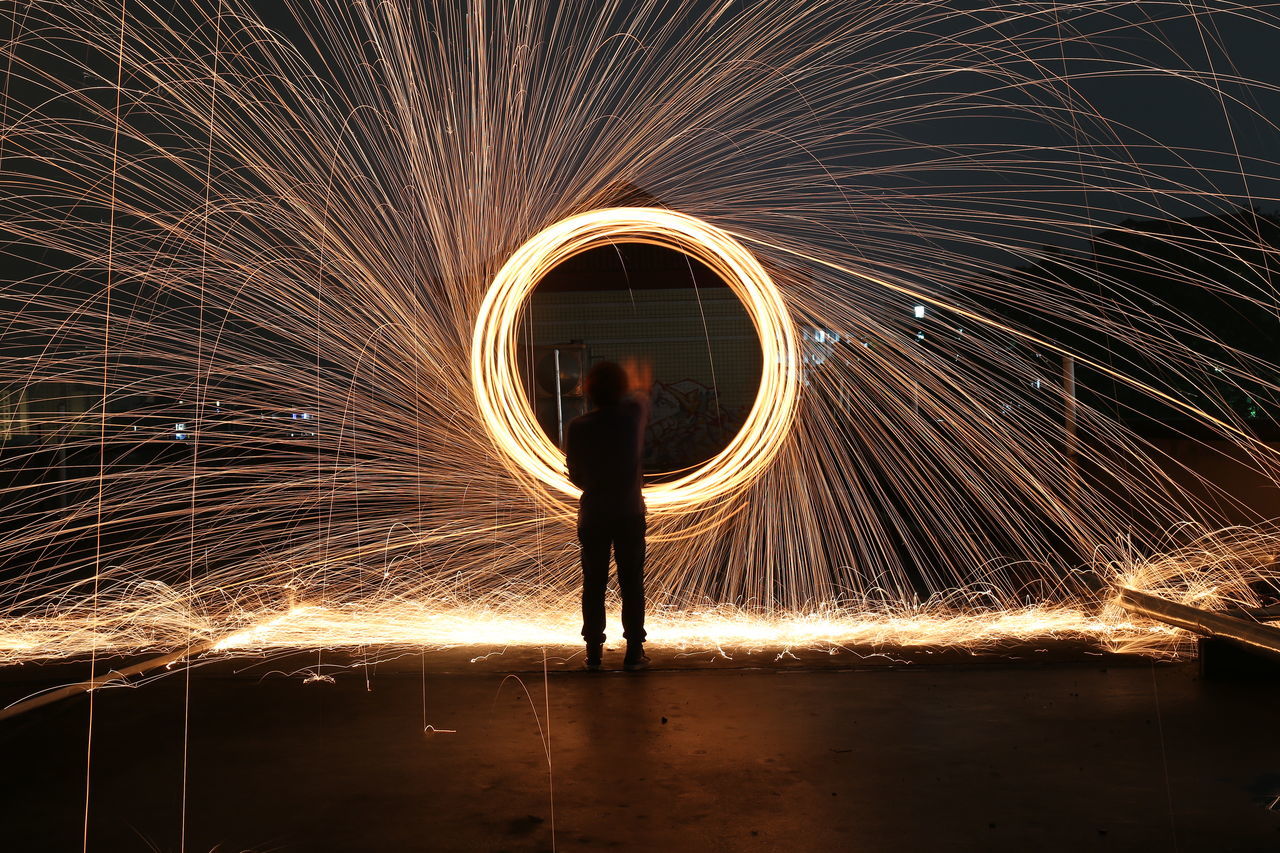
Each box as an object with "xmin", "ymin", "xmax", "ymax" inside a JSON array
[{"xmin": 913, "ymin": 305, "xmax": 926, "ymax": 319}]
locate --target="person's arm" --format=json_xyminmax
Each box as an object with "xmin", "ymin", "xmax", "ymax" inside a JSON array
[
  {"xmin": 565, "ymin": 420, "xmax": 587, "ymax": 489},
  {"xmin": 624, "ymin": 360, "xmax": 652, "ymax": 455},
  {"xmin": 631, "ymin": 394, "xmax": 649, "ymax": 458}
]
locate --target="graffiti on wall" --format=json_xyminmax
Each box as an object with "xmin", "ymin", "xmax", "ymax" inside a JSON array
[{"xmin": 644, "ymin": 378, "xmax": 749, "ymax": 473}]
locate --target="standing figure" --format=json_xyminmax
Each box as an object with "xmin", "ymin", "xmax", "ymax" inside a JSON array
[{"xmin": 565, "ymin": 360, "xmax": 650, "ymax": 671}]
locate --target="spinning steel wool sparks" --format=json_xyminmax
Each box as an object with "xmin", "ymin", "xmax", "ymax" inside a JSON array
[
  {"xmin": 0, "ymin": 0, "xmax": 1279, "ymax": 664},
  {"xmin": 473, "ymin": 206, "xmax": 798, "ymax": 509}
]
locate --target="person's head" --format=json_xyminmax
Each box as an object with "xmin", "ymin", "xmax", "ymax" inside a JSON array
[{"xmin": 584, "ymin": 360, "xmax": 629, "ymax": 408}]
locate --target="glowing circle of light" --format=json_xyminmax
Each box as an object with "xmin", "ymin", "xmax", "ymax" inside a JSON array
[{"xmin": 472, "ymin": 207, "xmax": 799, "ymax": 510}]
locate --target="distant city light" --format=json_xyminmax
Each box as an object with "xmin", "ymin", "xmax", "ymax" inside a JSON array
[{"xmin": 913, "ymin": 305, "xmax": 926, "ymax": 319}]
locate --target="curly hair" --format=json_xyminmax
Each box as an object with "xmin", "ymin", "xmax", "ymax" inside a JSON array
[{"xmin": 584, "ymin": 360, "xmax": 629, "ymax": 407}]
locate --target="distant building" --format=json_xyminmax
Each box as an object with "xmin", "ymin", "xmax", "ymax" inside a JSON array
[{"xmin": 1012, "ymin": 207, "xmax": 1280, "ymax": 433}]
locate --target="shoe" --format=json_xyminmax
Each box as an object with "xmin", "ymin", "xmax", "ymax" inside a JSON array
[
  {"xmin": 584, "ymin": 642, "xmax": 603, "ymax": 671},
  {"xmin": 623, "ymin": 645, "xmax": 650, "ymax": 672}
]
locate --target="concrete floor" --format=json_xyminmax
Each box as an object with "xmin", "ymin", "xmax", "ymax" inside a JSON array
[{"xmin": 2, "ymin": 651, "xmax": 1279, "ymax": 852}]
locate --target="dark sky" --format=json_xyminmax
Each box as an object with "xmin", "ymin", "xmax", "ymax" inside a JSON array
[
  {"xmin": 7, "ymin": 0, "xmax": 1279, "ymax": 267},
  {"xmin": 244, "ymin": 1, "xmax": 1280, "ymax": 216}
]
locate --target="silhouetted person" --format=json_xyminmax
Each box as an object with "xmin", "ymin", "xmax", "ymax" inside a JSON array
[{"xmin": 565, "ymin": 360, "xmax": 650, "ymax": 671}]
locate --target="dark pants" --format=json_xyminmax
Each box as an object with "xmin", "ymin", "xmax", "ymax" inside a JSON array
[{"xmin": 579, "ymin": 514, "xmax": 646, "ymax": 645}]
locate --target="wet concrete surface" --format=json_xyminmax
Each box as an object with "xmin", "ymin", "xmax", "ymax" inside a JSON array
[{"xmin": 2, "ymin": 651, "xmax": 1279, "ymax": 852}]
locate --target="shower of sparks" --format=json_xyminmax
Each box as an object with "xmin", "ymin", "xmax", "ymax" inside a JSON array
[
  {"xmin": 0, "ymin": 0, "xmax": 1279, "ymax": 666},
  {"xmin": 0, "ymin": 594, "xmax": 1183, "ymax": 665}
]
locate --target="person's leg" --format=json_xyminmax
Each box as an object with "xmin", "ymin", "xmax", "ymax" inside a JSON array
[
  {"xmin": 579, "ymin": 524, "xmax": 611, "ymax": 646},
  {"xmin": 614, "ymin": 514, "xmax": 647, "ymax": 646}
]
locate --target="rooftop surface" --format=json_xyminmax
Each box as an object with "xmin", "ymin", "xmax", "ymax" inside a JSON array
[{"xmin": 2, "ymin": 647, "xmax": 1278, "ymax": 852}]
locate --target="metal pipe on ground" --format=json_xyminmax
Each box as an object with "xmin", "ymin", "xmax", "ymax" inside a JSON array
[
  {"xmin": 1114, "ymin": 586, "xmax": 1280, "ymax": 659},
  {"xmin": 0, "ymin": 638, "xmax": 216, "ymax": 723},
  {"xmin": 1224, "ymin": 603, "xmax": 1280, "ymax": 621}
]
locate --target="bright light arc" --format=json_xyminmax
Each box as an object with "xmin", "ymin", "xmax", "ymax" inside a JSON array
[{"xmin": 471, "ymin": 207, "xmax": 799, "ymax": 510}]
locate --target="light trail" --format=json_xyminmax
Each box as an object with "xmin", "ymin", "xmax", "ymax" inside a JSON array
[
  {"xmin": 207, "ymin": 603, "xmax": 1178, "ymax": 657},
  {"xmin": 0, "ymin": 0, "xmax": 1277, "ymax": 666},
  {"xmin": 7, "ymin": 524, "xmax": 1275, "ymax": 663},
  {"xmin": 472, "ymin": 206, "xmax": 798, "ymax": 509},
  {"xmin": 0, "ymin": 598, "xmax": 1178, "ymax": 665}
]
